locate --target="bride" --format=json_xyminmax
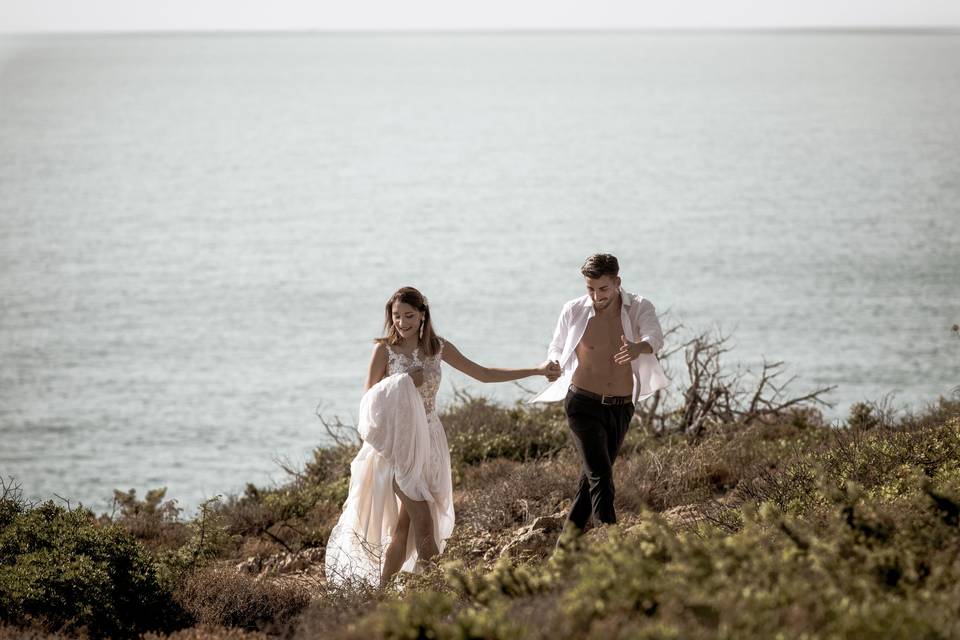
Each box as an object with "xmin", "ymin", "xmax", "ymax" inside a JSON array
[{"xmin": 324, "ymin": 286, "xmax": 558, "ymax": 587}]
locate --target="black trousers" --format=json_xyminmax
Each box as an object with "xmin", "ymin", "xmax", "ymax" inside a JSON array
[{"xmin": 564, "ymin": 389, "xmax": 635, "ymax": 530}]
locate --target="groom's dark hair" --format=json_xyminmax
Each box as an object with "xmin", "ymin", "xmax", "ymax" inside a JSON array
[{"xmin": 581, "ymin": 253, "xmax": 620, "ymax": 279}]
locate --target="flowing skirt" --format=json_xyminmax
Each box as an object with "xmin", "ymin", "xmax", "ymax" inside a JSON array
[{"xmin": 324, "ymin": 374, "xmax": 454, "ymax": 586}]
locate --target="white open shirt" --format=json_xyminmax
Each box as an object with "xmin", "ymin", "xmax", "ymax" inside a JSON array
[{"xmin": 530, "ymin": 290, "xmax": 669, "ymax": 403}]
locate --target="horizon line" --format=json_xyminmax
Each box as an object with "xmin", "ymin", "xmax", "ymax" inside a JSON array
[{"xmin": 2, "ymin": 25, "xmax": 960, "ymax": 37}]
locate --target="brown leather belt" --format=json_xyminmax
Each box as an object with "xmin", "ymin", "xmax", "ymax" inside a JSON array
[{"xmin": 568, "ymin": 384, "xmax": 632, "ymax": 406}]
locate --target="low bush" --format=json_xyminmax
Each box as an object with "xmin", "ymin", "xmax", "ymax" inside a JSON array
[
  {"xmin": 101, "ymin": 487, "xmax": 190, "ymax": 553},
  {"xmin": 457, "ymin": 456, "xmax": 579, "ymax": 533},
  {"xmin": 293, "ymin": 581, "xmax": 388, "ymax": 639},
  {"xmin": 343, "ymin": 461, "xmax": 960, "ymax": 639},
  {"xmin": 615, "ymin": 418, "xmax": 826, "ymax": 513},
  {"xmin": 442, "ymin": 396, "xmax": 569, "ymax": 482},
  {"xmin": 303, "ymin": 441, "xmax": 358, "ymax": 486},
  {"xmin": 173, "ymin": 566, "xmax": 312, "ymax": 632},
  {"xmin": 0, "ymin": 623, "xmax": 74, "ymax": 639},
  {"xmin": 6, "ymin": 393, "xmax": 956, "ymax": 639},
  {"xmin": 0, "ymin": 496, "xmax": 185, "ymax": 639},
  {"xmin": 154, "ymin": 496, "xmax": 241, "ymax": 589},
  {"xmin": 143, "ymin": 624, "xmax": 270, "ymax": 639},
  {"xmin": 209, "ymin": 440, "xmax": 358, "ymax": 556}
]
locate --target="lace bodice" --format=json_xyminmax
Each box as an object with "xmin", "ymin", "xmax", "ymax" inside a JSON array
[{"xmin": 386, "ymin": 339, "xmax": 443, "ymax": 414}]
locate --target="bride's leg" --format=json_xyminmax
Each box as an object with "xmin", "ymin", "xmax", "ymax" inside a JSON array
[
  {"xmin": 380, "ymin": 505, "xmax": 411, "ymax": 587},
  {"xmin": 392, "ymin": 479, "xmax": 440, "ymax": 565}
]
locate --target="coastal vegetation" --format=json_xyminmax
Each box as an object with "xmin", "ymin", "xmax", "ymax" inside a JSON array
[{"xmin": 2, "ymin": 330, "xmax": 959, "ymax": 639}]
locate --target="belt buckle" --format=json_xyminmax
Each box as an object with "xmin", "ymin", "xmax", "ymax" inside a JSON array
[{"xmin": 601, "ymin": 394, "xmax": 616, "ymax": 405}]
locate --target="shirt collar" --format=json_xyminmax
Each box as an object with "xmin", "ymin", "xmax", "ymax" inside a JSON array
[{"xmin": 578, "ymin": 289, "xmax": 635, "ymax": 316}]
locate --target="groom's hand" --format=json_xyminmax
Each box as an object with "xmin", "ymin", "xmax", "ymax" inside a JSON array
[
  {"xmin": 614, "ymin": 335, "xmax": 652, "ymax": 365},
  {"xmin": 548, "ymin": 360, "xmax": 561, "ymax": 381},
  {"xmin": 540, "ymin": 360, "xmax": 562, "ymax": 381}
]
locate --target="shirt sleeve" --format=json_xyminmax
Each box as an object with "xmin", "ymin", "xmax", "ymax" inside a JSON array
[
  {"xmin": 632, "ymin": 298, "xmax": 664, "ymax": 354},
  {"xmin": 547, "ymin": 306, "xmax": 568, "ymax": 362}
]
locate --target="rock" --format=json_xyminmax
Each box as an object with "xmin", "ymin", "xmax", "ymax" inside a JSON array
[
  {"xmin": 661, "ymin": 503, "xmax": 706, "ymax": 527},
  {"xmin": 529, "ymin": 514, "xmax": 565, "ymax": 533},
  {"xmin": 235, "ymin": 547, "xmax": 326, "ymax": 578},
  {"xmin": 499, "ymin": 513, "xmax": 565, "ymax": 559},
  {"xmin": 235, "ymin": 555, "xmax": 263, "ymax": 574},
  {"xmin": 466, "ymin": 531, "xmax": 495, "ymax": 558}
]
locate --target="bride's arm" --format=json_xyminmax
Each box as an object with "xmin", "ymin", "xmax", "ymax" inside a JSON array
[
  {"xmin": 442, "ymin": 341, "xmax": 551, "ymax": 383},
  {"xmin": 363, "ymin": 343, "xmax": 390, "ymax": 392}
]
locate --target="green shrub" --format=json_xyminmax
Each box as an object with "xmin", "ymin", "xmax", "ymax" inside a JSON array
[
  {"xmin": 214, "ymin": 474, "xmax": 347, "ymax": 556},
  {"xmin": 101, "ymin": 487, "xmax": 190, "ymax": 553},
  {"xmin": 210, "ymin": 439, "xmax": 358, "ymax": 556},
  {"xmin": 442, "ymin": 396, "xmax": 568, "ymax": 482},
  {"xmin": 156, "ymin": 496, "xmax": 239, "ymax": 588},
  {"xmin": 303, "ymin": 442, "xmax": 358, "ymax": 486},
  {"xmin": 0, "ymin": 498, "xmax": 185, "ymax": 638},
  {"xmin": 356, "ymin": 476, "xmax": 960, "ymax": 639},
  {"xmin": 301, "ymin": 410, "xmax": 960, "ymax": 640}
]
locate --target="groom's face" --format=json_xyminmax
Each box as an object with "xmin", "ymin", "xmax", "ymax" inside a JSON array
[{"xmin": 585, "ymin": 275, "xmax": 621, "ymax": 311}]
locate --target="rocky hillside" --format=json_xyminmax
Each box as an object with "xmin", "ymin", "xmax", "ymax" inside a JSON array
[{"xmin": 3, "ymin": 391, "xmax": 960, "ymax": 639}]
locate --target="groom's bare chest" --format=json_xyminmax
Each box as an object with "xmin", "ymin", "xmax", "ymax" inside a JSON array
[{"xmin": 576, "ymin": 313, "xmax": 624, "ymax": 357}]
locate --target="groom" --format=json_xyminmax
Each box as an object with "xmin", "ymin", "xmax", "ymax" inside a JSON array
[{"xmin": 533, "ymin": 253, "xmax": 667, "ymax": 535}]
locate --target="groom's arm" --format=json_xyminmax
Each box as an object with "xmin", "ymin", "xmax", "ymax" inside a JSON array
[
  {"xmin": 547, "ymin": 306, "xmax": 569, "ymax": 364},
  {"xmin": 631, "ymin": 298, "xmax": 664, "ymax": 354}
]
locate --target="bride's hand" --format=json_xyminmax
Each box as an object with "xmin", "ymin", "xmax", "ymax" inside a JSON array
[
  {"xmin": 539, "ymin": 360, "xmax": 562, "ymax": 381},
  {"xmin": 408, "ymin": 367, "xmax": 424, "ymax": 387}
]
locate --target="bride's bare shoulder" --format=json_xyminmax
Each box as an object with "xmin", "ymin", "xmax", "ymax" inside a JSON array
[
  {"xmin": 439, "ymin": 339, "xmax": 462, "ymax": 361},
  {"xmin": 370, "ymin": 341, "xmax": 390, "ymax": 361}
]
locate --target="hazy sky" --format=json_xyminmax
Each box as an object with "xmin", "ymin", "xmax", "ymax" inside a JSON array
[{"xmin": 3, "ymin": 0, "xmax": 960, "ymax": 32}]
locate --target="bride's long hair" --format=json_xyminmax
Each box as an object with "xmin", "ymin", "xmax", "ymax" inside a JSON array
[{"xmin": 376, "ymin": 287, "xmax": 442, "ymax": 357}]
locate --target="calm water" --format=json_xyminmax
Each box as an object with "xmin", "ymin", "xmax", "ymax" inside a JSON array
[{"xmin": 1, "ymin": 33, "xmax": 958, "ymax": 515}]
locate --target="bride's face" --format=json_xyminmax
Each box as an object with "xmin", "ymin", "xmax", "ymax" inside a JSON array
[{"xmin": 392, "ymin": 301, "xmax": 424, "ymax": 341}]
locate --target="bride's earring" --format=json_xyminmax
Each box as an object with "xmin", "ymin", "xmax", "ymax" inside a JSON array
[{"xmin": 419, "ymin": 320, "xmax": 424, "ymax": 340}]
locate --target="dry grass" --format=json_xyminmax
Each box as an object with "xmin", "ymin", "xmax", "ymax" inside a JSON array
[
  {"xmin": 173, "ymin": 565, "xmax": 312, "ymax": 632},
  {"xmin": 456, "ymin": 455, "xmax": 580, "ymax": 532},
  {"xmin": 293, "ymin": 581, "xmax": 390, "ymax": 639},
  {"xmin": 0, "ymin": 624, "xmax": 74, "ymax": 639},
  {"xmin": 143, "ymin": 625, "xmax": 270, "ymax": 640},
  {"xmin": 614, "ymin": 418, "xmax": 824, "ymax": 514}
]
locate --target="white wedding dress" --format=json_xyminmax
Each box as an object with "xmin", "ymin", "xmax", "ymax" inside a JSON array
[{"xmin": 324, "ymin": 340, "xmax": 454, "ymax": 586}]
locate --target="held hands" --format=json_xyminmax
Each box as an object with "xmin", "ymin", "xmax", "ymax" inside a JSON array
[
  {"xmin": 408, "ymin": 367, "xmax": 425, "ymax": 387},
  {"xmin": 539, "ymin": 360, "xmax": 562, "ymax": 382},
  {"xmin": 614, "ymin": 335, "xmax": 651, "ymax": 365}
]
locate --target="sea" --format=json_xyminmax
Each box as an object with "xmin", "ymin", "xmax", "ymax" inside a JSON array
[{"xmin": 1, "ymin": 32, "xmax": 958, "ymax": 516}]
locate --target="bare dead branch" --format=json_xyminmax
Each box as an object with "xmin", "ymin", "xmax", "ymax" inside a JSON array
[
  {"xmin": 1, "ymin": 476, "xmax": 23, "ymax": 502},
  {"xmin": 263, "ymin": 524, "xmax": 296, "ymax": 554},
  {"xmin": 273, "ymin": 454, "xmax": 308, "ymax": 483},
  {"xmin": 511, "ymin": 379, "xmax": 539, "ymax": 395},
  {"xmin": 53, "ymin": 493, "xmax": 73, "ymax": 512},
  {"xmin": 649, "ymin": 325, "xmax": 836, "ymax": 439},
  {"xmin": 315, "ymin": 403, "xmax": 361, "ymax": 448},
  {"xmin": 451, "ymin": 384, "xmax": 476, "ymax": 405}
]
